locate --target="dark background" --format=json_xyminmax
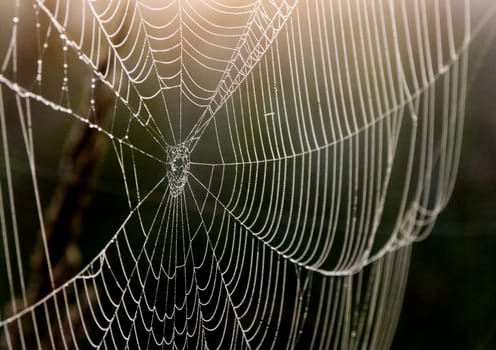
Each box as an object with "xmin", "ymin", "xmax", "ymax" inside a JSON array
[{"xmin": 393, "ymin": 27, "xmax": 496, "ymax": 350}]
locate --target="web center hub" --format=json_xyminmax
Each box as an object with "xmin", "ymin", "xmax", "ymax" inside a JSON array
[{"xmin": 166, "ymin": 143, "xmax": 190, "ymax": 197}]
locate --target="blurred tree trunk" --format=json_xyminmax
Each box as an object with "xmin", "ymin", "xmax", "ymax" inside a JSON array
[{"xmin": 6, "ymin": 55, "xmax": 114, "ymax": 348}]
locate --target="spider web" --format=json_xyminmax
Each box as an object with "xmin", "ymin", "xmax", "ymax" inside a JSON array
[{"xmin": 0, "ymin": 0, "xmax": 493, "ymax": 348}]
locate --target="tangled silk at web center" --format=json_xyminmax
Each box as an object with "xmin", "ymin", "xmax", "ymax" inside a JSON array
[{"xmin": 166, "ymin": 143, "xmax": 190, "ymax": 198}]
